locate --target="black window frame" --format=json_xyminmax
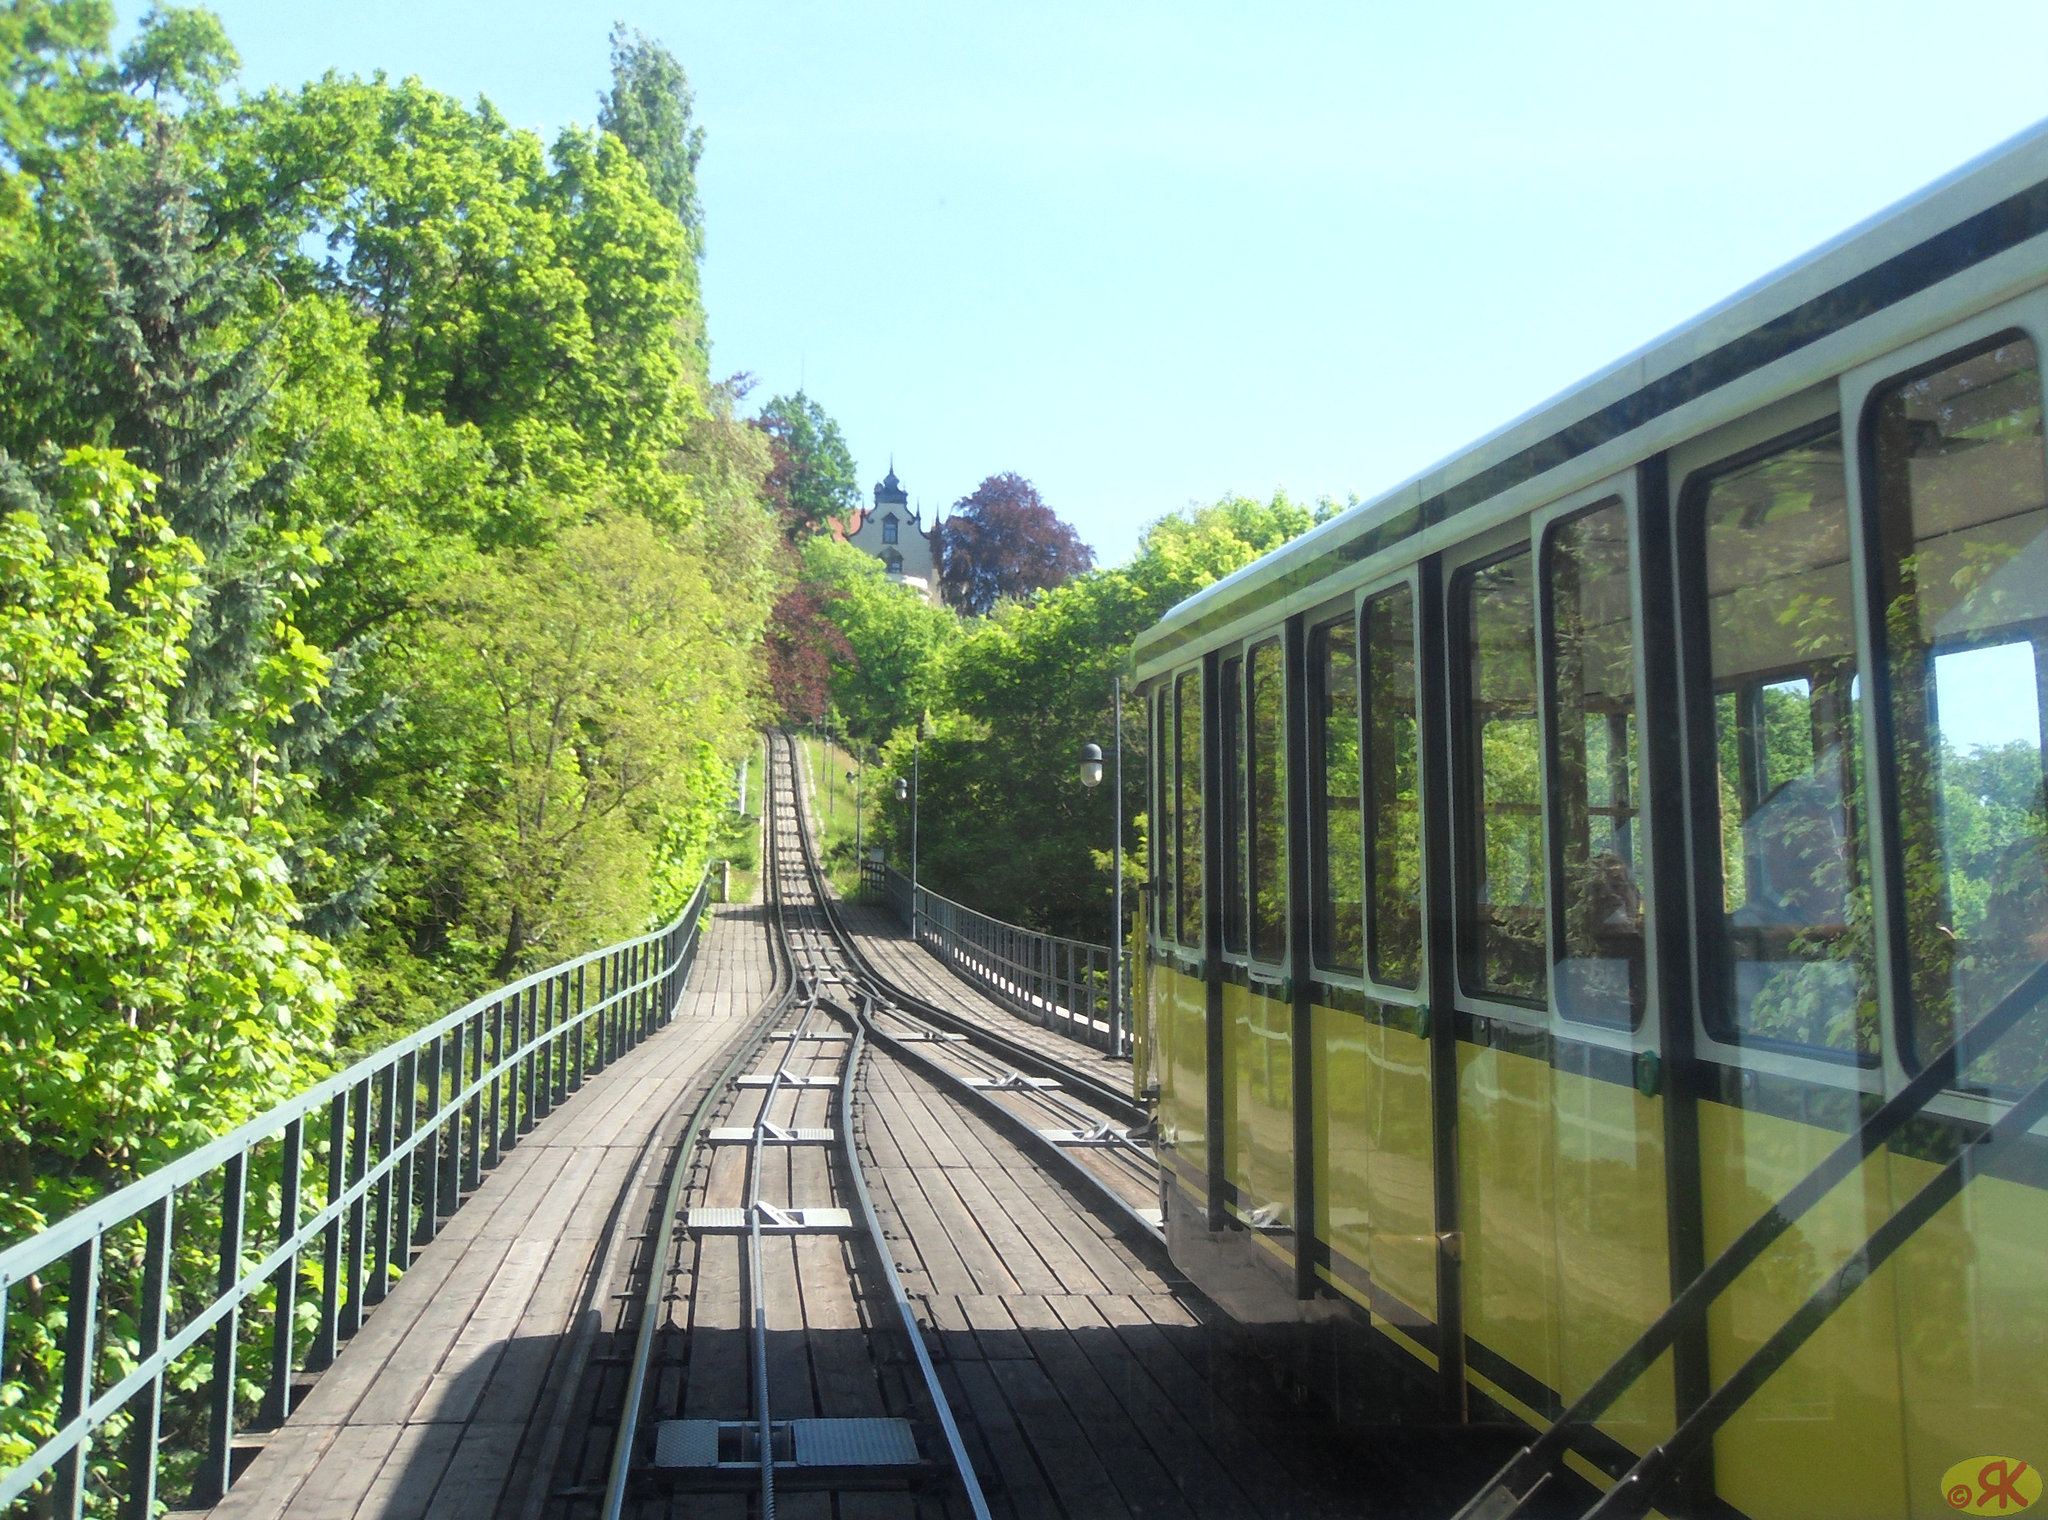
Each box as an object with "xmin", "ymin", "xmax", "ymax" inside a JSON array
[
  {"xmin": 1308, "ymin": 611, "xmax": 1365, "ymax": 977},
  {"xmin": 1220, "ymin": 652, "xmax": 1249, "ymax": 957},
  {"xmin": 1360, "ymin": 580, "xmax": 1424, "ymax": 993},
  {"xmin": 1451, "ymin": 542, "xmax": 1551, "ymax": 1014},
  {"xmin": 1538, "ymin": 495, "xmax": 1649, "ymax": 1031},
  {"xmin": 1246, "ymin": 636, "xmax": 1289, "ymax": 965},
  {"xmin": 1674, "ymin": 414, "xmax": 1878, "ymax": 1068},
  {"xmin": 1855, "ymin": 325, "xmax": 2048, "ymax": 1078}
]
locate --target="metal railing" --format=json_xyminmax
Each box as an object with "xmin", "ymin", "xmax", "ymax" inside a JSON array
[
  {"xmin": 0, "ymin": 869, "xmax": 716, "ymax": 1519},
  {"xmin": 886, "ymin": 867, "xmax": 1127, "ymax": 1055}
]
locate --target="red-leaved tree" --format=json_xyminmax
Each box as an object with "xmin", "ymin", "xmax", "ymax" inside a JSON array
[
  {"xmin": 766, "ymin": 582, "xmax": 852, "ymax": 721},
  {"xmin": 935, "ymin": 473, "xmax": 1094, "ymax": 616}
]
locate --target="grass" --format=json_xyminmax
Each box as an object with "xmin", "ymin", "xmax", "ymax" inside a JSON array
[{"xmin": 797, "ymin": 732, "xmax": 873, "ymax": 900}]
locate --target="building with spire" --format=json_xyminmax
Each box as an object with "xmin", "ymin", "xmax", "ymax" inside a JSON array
[{"xmin": 829, "ymin": 465, "xmax": 942, "ymax": 605}]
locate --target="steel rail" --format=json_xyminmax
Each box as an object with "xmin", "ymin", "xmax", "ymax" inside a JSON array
[
  {"xmin": 773, "ymin": 730, "xmax": 1166, "ymax": 1249},
  {"xmin": 599, "ymin": 733, "xmax": 993, "ymax": 1520},
  {"xmin": 768, "ymin": 732, "xmax": 994, "ymax": 1517},
  {"xmin": 595, "ymin": 810, "xmax": 798, "ymax": 1520}
]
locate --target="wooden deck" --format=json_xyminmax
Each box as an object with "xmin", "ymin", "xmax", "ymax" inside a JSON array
[
  {"xmin": 834, "ymin": 900, "xmax": 1136, "ymax": 1100},
  {"xmin": 209, "ymin": 903, "xmax": 777, "ymax": 1520}
]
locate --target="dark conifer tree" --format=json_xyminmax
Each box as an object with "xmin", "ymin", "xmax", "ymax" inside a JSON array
[{"xmin": 87, "ymin": 123, "xmax": 303, "ymax": 723}]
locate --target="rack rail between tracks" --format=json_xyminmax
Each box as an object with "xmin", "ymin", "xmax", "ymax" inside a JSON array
[{"xmin": 0, "ymin": 871, "xmax": 716, "ymax": 1519}]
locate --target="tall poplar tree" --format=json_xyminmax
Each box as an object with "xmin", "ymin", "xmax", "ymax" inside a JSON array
[{"xmin": 597, "ymin": 24, "xmax": 705, "ymax": 261}]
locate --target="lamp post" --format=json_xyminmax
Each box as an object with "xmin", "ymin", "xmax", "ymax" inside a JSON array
[
  {"xmin": 1079, "ymin": 671, "xmax": 1126, "ymax": 1052},
  {"xmin": 848, "ymin": 767, "xmax": 862, "ymax": 871}
]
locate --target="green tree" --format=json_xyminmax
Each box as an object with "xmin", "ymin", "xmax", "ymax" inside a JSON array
[
  {"xmin": 757, "ymin": 389, "xmax": 858, "ymax": 538},
  {"xmin": 596, "ymin": 24, "xmax": 704, "ymax": 260},
  {"xmin": 875, "ymin": 491, "xmax": 1334, "ymax": 938},
  {"xmin": 803, "ymin": 535, "xmax": 957, "ymax": 741},
  {"xmin": 0, "ymin": 447, "xmax": 342, "ymax": 1239},
  {"xmin": 417, "ymin": 512, "xmax": 757, "ymax": 977}
]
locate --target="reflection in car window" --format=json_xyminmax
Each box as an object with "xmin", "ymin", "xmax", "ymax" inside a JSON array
[
  {"xmin": 1363, "ymin": 588, "xmax": 1422, "ymax": 988},
  {"xmin": 1544, "ymin": 500, "xmax": 1645, "ymax": 1026},
  {"xmin": 1249, "ymin": 640, "xmax": 1287, "ymax": 962},
  {"xmin": 1868, "ymin": 334, "xmax": 2048, "ymax": 1086},
  {"xmin": 1458, "ymin": 550, "xmax": 1547, "ymax": 1006},
  {"xmin": 1175, "ymin": 670, "xmax": 1205, "ymax": 948},
  {"xmin": 1693, "ymin": 425, "xmax": 1876, "ymax": 1054},
  {"xmin": 1312, "ymin": 618, "xmax": 1364, "ymax": 973}
]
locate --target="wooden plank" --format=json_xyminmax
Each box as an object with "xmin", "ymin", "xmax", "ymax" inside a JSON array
[
  {"xmin": 983, "ymin": 1354, "xmax": 1129, "ymax": 1518},
  {"xmin": 275, "ymin": 1421, "xmax": 403, "ymax": 1520},
  {"xmin": 206, "ymin": 1422, "xmax": 340, "ymax": 1520},
  {"xmin": 415, "ymin": 1237, "xmax": 551, "ymax": 1422},
  {"xmin": 350, "ymin": 1423, "xmax": 461, "ymax": 1520}
]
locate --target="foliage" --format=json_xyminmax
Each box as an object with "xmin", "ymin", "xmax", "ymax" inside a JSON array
[
  {"xmin": 597, "ymin": 23, "xmax": 704, "ymax": 262},
  {"xmin": 935, "ymin": 471, "xmax": 1093, "ymax": 616},
  {"xmin": 415, "ymin": 513, "xmax": 757, "ymax": 978},
  {"xmin": 873, "ymin": 492, "xmax": 1333, "ymax": 939},
  {"xmin": 755, "ymin": 388, "xmax": 858, "ymax": 539},
  {"xmin": 0, "ymin": 447, "xmax": 342, "ymax": 1240},
  {"xmin": 801, "ymin": 534, "xmax": 958, "ymax": 743}
]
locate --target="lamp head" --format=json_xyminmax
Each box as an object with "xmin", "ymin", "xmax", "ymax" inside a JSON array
[
  {"xmin": 1079, "ymin": 742, "xmax": 1105, "ymax": 788},
  {"xmin": 895, "ymin": 777, "xmax": 909, "ymax": 802}
]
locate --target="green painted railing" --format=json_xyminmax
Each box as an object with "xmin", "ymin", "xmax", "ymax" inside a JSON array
[{"xmin": 0, "ymin": 869, "xmax": 715, "ymax": 1518}]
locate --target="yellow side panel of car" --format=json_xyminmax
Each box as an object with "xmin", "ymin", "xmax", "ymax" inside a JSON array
[
  {"xmin": 1223, "ymin": 979, "xmax": 1294, "ymax": 1225},
  {"xmin": 1311, "ymin": 1003, "xmax": 1439, "ymax": 1324},
  {"xmin": 1313, "ymin": 1004, "xmax": 1370, "ymax": 1286},
  {"xmin": 1885, "ymin": 1151, "xmax": 2048, "ymax": 1519},
  {"xmin": 1366, "ymin": 1018, "xmax": 1440, "ymax": 1324},
  {"xmin": 1155, "ymin": 960, "xmax": 1208, "ymax": 1191},
  {"xmin": 1550, "ymin": 1067, "xmax": 1675, "ymax": 1457},
  {"xmin": 1458, "ymin": 1040, "xmax": 1564, "ymax": 1399},
  {"xmin": 1698, "ymin": 1098, "xmax": 1908, "ymax": 1520}
]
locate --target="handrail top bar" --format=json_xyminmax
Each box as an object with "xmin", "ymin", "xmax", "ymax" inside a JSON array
[
  {"xmin": 892, "ymin": 867, "xmax": 1114, "ymax": 959},
  {"xmin": 0, "ymin": 872, "xmax": 712, "ymax": 1285}
]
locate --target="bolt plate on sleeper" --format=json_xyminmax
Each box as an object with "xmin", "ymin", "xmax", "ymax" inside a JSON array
[
  {"xmin": 687, "ymin": 1206, "xmax": 853, "ymax": 1233},
  {"xmin": 653, "ymin": 1418, "xmax": 919, "ymax": 1469},
  {"xmin": 707, "ymin": 1127, "xmax": 836, "ymax": 1144},
  {"xmin": 736, "ymin": 1074, "xmax": 839, "ymax": 1088},
  {"xmin": 964, "ymin": 1073, "xmax": 1060, "ymax": 1091}
]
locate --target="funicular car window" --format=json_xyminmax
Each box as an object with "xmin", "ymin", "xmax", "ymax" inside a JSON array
[
  {"xmin": 1363, "ymin": 586, "xmax": 1422, "ymax": 989},
  {"xmin": 1248, "ymin": 639, "xmax": 1288, "ymax": 962},
  {"xmin": 1457, "ymin": 550, "xmax": 1548, "ymax": 1005},
  {"xmin": 1221, "ymin": 655, "xmax": 1248, "ymax": 955},
  {"xmin": 1176, "ymin": 669, "xmax": 1205, "ymax": 948},
  {"xmin": 1543, "ymin": 500, "xmax": 1646, "ymax": 1027},
  {"xmin": 1311, "ymin": 617, "xmax": 1364, "ymax": 973},
  {"xmin": 1689, "ymin": 424, "xmax": 1876, "ymax": 1056},
  {"xmin": 1867, "ymin": 332, "xmax": 2048, "ymax": 1088},
  {"xmin": 1156, "ymin": 689, "xmax": 1174, "ymax": 939}
]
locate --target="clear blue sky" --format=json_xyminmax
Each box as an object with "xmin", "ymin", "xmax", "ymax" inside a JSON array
[{"xmin": 122, "ymin": 1, "xmax": 2048, "ymax": 565}]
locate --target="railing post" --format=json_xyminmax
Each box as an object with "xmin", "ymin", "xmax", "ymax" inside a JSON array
[
  {"xmin": 125, "ymin": 1196, "xmax": 173, "ymax": 1520},
  {"xmin": 393, "ymin": 1049, "xmax": 417, "ymax": 1259},
  {"xmin": 441, "ymin": 1019, "xmax": 464, "ymax": 1214},
  {"xmin": 342, "ymin": 1081, "xmax": 369, "ymax": 1338},
  {"xmin": 268, "ymin": 1127, "xmax": 305, "ymax": 1399},
  {"xmin": 488, "ymin": 998, "xmax": 507, "ymax": 1165},
  {"xmin": 521, "ymin": 982, "xmax": 539, "ymax": 1131},
  {"xmin": 370, "ymin": 1063, "xmax": 396, "ymax": 1305},
  {"xmin": 315, "ymin": 1091, "xmax": 346, "ymax": 1367},
  {"xmin": 465, "ymin": 1007, "xmax": 486, "ymax": 1192},
  {"xmin": 417, "ymin": 1036, "xmax": 442, "ymax": 1242},
  {"xmin": 53, "ymin": 1236, "xmax": 100, "ymax": 1520},
  {"xmin": 540, "ymin": 974, "xmax": 558, "ymax": 1114},
  {"xmin": 573, "ymin": 963, "xmax": 588, "ymax": 1088},
  {"xmin": 197, "ymin": 1148, "xmax": 247, "ymax": 1506}
]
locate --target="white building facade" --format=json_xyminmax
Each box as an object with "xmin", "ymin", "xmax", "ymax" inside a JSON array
[{"xmin": 832, "ymin": 467, "xmax": 942, "ymax": 605}]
